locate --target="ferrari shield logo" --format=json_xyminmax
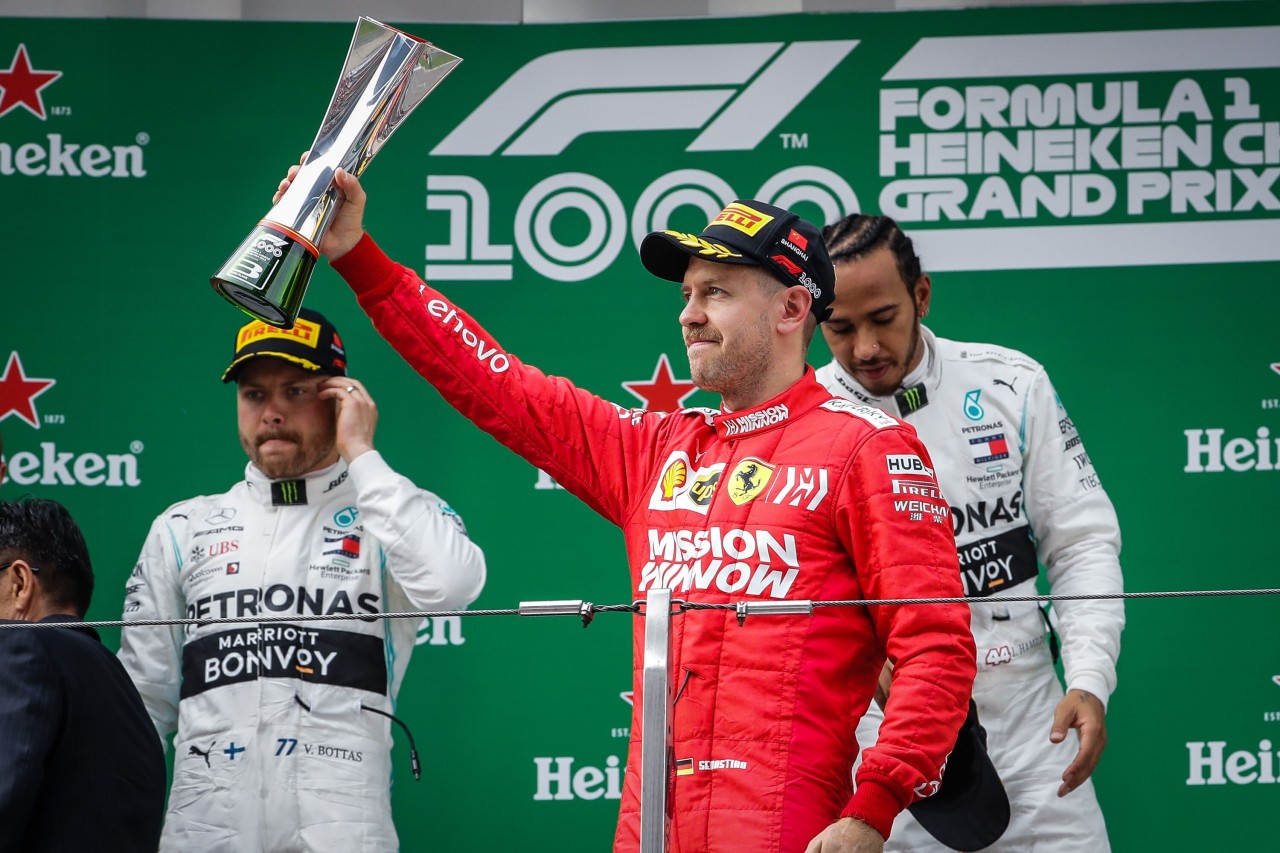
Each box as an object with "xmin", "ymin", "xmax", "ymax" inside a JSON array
[{"xmin": 728, "ymin": 457, "xmax": 774, "ymax": 506}]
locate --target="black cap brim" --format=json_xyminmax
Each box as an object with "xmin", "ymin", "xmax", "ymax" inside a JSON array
[
  {"xmin": 906, "ymin": 700, "xmax": 1011, "ymax": 851},
  {"xmin": 221, "ymin": 350, "xmax": 331, "ymax": 383},
  {"xmin": 639, "ymin": 230, "xmax": 757, "ymax": 283},
  {"xmin": 221, "ymin": 308, "xmax": 347, "ymax": 383}
]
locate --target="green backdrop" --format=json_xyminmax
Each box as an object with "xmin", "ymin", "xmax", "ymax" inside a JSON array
[{"xmin": 2, "ymin": 3, "xmax": 1278, "ymax": 849}]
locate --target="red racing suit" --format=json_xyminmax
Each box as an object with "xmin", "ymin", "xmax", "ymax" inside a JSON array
[{"xmin": 332, "ymin": 235, "xmax": 976, "ymax": 852}]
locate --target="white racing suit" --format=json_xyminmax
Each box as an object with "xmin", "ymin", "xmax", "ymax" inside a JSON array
[
  {"xmin": 818, "ymin": 326, "xmax": 1123, "ymax": 852},
  {"xmin": 119, "ymin": 452, "xmax": 486, "ymax": 853}
]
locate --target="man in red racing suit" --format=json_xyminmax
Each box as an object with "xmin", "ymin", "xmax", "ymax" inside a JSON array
[{"xmin": 285, "ymin": 165, "xmax": 975, "ymax": 853}]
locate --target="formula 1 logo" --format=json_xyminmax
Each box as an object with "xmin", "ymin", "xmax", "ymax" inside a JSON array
[{"xmin": 432, "ymin": 41, "xmax": 858, "ymax": 156}]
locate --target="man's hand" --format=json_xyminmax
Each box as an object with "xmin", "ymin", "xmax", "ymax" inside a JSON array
[
  {"xmin": 272, "ymin": 153, "xmax": 367, "ymax": 261},
  {"xmin": 320, "ymin": 376, "xmax": 378, "ymax": 463},
  {"xmin": 804, "ymin": 817, "xmax": 885, "ymax": 853},
  {"xmin": 1049, "ymin": 688, "xmax": 1107, "ymax": 797}
]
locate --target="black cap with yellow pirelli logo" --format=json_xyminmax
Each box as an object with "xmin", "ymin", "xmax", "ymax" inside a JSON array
[
  {"xmin": 221, "ymin": 307, "xmax": 347, "ymax": 383},
  {"xmin": 639, "ymin": 199, "xmax": 836, "ymax": 322}
]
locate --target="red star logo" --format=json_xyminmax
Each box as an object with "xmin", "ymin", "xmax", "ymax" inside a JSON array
[
  {"xmin": 0, "ymin": 45, "xmax": 62, "ymax": 120},
  {"xmin": 0, "ymin": 352, "xmax": 56, "ymax": 428},
  {"xmin": 621, "ymin": 354, "xmax": 698, "ymax": 412}
]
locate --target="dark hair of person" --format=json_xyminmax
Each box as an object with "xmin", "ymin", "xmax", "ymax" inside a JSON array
[
  {"xmin": 820, "ymin": 214, "xmax": 924, "ymax": 298},
  {"xmin": 0, "ymin": 497, "xmax": 94, "ymax": 616}
]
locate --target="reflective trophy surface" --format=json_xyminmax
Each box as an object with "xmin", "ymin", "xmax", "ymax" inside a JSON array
[{"xmin": 211, "ymin": 17, "xmax": 461, "ymax": 327}]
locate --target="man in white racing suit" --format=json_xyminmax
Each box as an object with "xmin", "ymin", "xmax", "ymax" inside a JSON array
[
  {"xmin": 119, "ymin": 308, "xmax": 486, "ymax": 852},
  {"xmin": 817, "ymin": 214, "xmax": 1124, "ymax": 852}
]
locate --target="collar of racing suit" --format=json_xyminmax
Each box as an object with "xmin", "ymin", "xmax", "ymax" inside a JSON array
[
  {"xmin": 242, "ymin": 459, "xmax": 350, "ymax": 506},
  {"xmin": 712, "ymin": 366, "xmax": 836, "ymax": 439},
  {"xmin": 821, "ymin": 324, "xmax": 938, "ymax": 418}
]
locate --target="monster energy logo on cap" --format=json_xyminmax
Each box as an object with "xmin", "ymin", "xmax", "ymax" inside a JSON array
[
  {"xmin": 895, "ymin": 384, "xmax": 929, "ymax": 415},
  {"xmin": 271, "ymin": 479, "xmax": 308, "ymax": 506}
]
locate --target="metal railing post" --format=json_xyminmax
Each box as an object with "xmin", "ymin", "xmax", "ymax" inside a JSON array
[{"xmin": 639, "ymin": 588, "xmax": 674, "ymax": 853}]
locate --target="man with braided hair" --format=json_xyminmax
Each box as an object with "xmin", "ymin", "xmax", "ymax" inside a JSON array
[{"xmin": 818, "ymin": 213, "xmax": 1124, "ymax": 852}]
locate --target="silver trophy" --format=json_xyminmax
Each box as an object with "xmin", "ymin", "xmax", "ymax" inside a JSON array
[{"xmin": 211, "ymin": 17, "xmax": 461, "ymax": 328}]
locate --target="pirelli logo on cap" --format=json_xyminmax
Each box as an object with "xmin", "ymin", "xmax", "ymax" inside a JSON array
[
  {"xmin": 236, "ymin": 318, "xmax": 321, "ymax": 351},
  {"xmin": 712, "ymin": 202, "xmax": 773, "ymax": 236}
]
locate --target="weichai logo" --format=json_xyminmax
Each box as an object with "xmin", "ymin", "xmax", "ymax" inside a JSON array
[{"xmin": 0, "ymin": 43, "xmax": 148, "ymax": 179}]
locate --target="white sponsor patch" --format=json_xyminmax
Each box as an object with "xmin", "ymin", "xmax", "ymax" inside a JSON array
[
  {"xmin": 886, "ymin": 454, "xmax": 935, "ymax": 478},
  {"xmin": 821, "ymin": 398, "xmax": 896, "ymax": 428}
]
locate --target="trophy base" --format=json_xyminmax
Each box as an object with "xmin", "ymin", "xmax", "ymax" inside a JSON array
[{"xmin": 211, "ymin": 222, "xmax": 318, "ymax": 329}]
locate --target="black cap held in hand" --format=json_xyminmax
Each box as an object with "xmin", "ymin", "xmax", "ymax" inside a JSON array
[
  {"xmin": 639, "ymin": 200, "xmax": 836, "ymax": 321},
  {"xmin": 907, "ymin": 699, "xmax": 1012, "ymax": 851}
]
